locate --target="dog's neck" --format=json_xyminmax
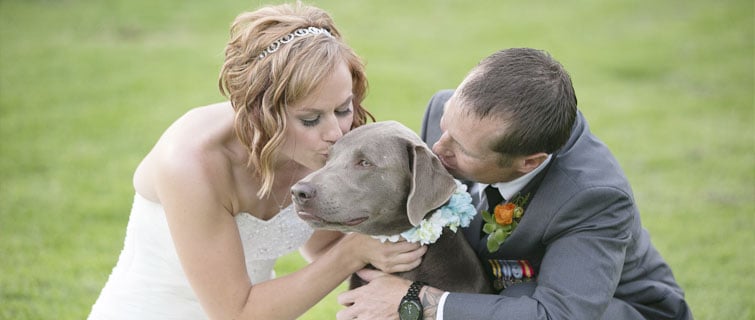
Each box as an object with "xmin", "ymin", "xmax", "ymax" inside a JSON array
[{"xmin": 372, "ymin": 180, "xmax": 477, "ymax": 245}]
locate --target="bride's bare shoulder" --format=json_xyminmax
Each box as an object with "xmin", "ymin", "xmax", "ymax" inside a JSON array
[
  {"xmin": 156, "ymin": 102, "xmax": 234, "ymax": 154},
  {"xmin": 133, "ymin": 102, "xmax": 237, "ymax": 200}
]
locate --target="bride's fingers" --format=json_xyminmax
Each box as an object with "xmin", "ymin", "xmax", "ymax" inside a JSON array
[
  {"xmin": 381, "ymin": 258, "xmax": 423, "ymax": 273},
  {"xmin": 395, "ymin": 245, "xmax": 426, "ymax": 261},
  {"xmin": 380, "ymin": 241, "xmax": 423, "ymax": 259},
  {"xmin": 393, "ymin": 243, "xmax": 427, "ymax": 261},
  {"xmin": 358, "ymin": 236, "xmax": 428, "ymax": 271},
  {"xmin": 392, "ymin": 240, "xmax": 423, "ymax": 252},
  {"xmin": 373, "ymin": 245, "xmax": 426, "ymax": 273}
]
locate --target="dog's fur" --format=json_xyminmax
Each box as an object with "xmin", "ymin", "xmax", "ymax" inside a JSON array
[{"xmin": 292, "ymin": 121, "xmax": 491, "ymax": 293}]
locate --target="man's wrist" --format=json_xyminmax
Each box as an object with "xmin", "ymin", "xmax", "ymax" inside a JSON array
[
  {"xmin": 418, "ymin": 285, "xmax": 446, "ymax": 320},
  {"xmin": 399, "ymin": 281, "xmax": 426, "ymax": 320}
]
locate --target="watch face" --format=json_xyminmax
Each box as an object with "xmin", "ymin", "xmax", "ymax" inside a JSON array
[{"xmin": 399, "ymin": 300, "xmax": 422, "ymax": 320}]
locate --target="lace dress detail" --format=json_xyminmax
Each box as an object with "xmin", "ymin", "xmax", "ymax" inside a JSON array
[
  {"xmin": 236, "ymin": 206, "xmax": 314, "ymax": 284},
  {"xmin": 88, "ymin": 193, "xmax": 313, "ymax": 320}
]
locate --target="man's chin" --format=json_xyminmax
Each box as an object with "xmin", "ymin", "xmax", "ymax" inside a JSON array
[
  {"xmin": 439, "ymin": 158, "xmax": 465, "ymax": 179},
  {"xmin": 445, "ymin": 168, "xmax": 468, "ymax": 180}
]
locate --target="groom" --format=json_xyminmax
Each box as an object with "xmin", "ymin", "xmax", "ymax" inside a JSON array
[{"xmin": 336, "ymin": 48, "xmax": 692, "ymax": 319}]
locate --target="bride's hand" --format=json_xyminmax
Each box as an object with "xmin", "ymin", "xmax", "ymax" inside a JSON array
[{"xmin": 343, "ymin": 233, "xmax": 427, "ymax": 273}]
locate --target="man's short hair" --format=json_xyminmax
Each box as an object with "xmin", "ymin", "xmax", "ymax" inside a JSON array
[{"xmin": 458, "ymin": 48, "xmax": 578, "ymax": 157}]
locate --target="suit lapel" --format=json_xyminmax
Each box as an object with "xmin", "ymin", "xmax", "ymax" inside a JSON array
[{"xmin": 477, "ymin": 158, "xmax": 555, "ymax": 258}]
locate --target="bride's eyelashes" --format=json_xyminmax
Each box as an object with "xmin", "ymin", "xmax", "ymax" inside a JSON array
[{"xmin": 300, "ymin": 107, "xmax": 352, "ymax": 127}]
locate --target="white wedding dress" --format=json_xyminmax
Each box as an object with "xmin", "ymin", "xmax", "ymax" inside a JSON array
[{"xmin": 88, "ymin": 193, "xmax": 313, "ymax": 319}]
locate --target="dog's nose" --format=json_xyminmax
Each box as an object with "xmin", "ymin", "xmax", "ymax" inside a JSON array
[{"xmin": 291, "ymin": 182, "xmax": 317, "ymax": 202}]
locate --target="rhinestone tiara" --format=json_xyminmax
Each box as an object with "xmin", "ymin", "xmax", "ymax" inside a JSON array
[{"xmin": 257, "ymin": 26, "xmax": 333, "ymax": 59}]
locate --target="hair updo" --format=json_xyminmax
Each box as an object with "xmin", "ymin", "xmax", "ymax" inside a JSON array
[{"xmin": 219, "ymin": 2, "xmax": 371, "ymax": 197}]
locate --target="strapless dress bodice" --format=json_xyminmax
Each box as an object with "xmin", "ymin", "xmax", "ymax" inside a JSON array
[{"xmin": 88, "ymin": 193, "xmax": 313, "ymax": 319}]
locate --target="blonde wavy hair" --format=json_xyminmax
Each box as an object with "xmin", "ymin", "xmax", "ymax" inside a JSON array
[{"xmin": 218, "ymin": 3, "xmax": 372, "ymax": 198}]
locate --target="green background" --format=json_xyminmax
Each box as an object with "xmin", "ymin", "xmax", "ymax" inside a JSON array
[{"xmin": 1, "ymin": 0, "xmax": 752, "ymax": 319}]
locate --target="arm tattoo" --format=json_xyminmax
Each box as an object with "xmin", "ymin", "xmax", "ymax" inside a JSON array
[{"xmin": 420, "ymin": 286, "xmax": 445, "ymax": 320}]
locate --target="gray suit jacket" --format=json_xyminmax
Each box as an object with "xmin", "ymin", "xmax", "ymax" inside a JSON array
[{"xmin": 420, "ymin": 90, "xmax": 691, "ymax": 319}]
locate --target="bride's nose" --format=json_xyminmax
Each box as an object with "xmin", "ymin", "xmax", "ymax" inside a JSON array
[{"xmin": 323, "ymin": 117, "xmax": 344, "ymax": 144}]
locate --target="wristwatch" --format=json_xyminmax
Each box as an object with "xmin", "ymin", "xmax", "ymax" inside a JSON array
[{"xmin": 398, "ymin": 281, "xmax": 427, "ymax": 320}]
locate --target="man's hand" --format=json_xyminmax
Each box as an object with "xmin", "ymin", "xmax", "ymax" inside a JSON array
[{"xmin": 336, "ymin": 269, "xmax": 411, "ymax": 320}]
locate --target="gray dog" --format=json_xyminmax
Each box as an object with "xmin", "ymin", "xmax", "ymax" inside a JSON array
[{"xmin": 292, "ymin": 121, "xmax": 491, "ymax": 293}]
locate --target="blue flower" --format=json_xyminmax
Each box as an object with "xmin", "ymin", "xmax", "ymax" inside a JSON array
[{"xmin": 373, "ymin": 180, "xmax": 479, "ymax": 245}]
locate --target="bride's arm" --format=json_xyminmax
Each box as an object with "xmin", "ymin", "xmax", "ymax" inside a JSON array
[
  {"xmin": 154, "ymin": 152, "xmax": 423, "ymax": 320},
  {"xmin": 301, "ymin": 231, "xmax": 427, "ymax": 274},
  {"xmin": 300, "ymin": 230, "xmax": 344, "ymax": 262}
]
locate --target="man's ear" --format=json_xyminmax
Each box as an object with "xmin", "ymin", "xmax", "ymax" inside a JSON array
[
  {"xmin": 518, "ymin": 152, "xmax": 549, "ymax": 174},
  {"xmin": 406, "ymin": 144, "xmax": 457, "ymax": 226}
]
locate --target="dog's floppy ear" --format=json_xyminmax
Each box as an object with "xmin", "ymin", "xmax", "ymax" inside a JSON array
[{"xmin": 406, "ymin": 144, "xmax": 457, "ymax": 226}]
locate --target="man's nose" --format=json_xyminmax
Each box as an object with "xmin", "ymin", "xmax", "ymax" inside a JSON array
[{"xmin": 432, "ymin": 133, "xmax": 452, "ymax": 156}]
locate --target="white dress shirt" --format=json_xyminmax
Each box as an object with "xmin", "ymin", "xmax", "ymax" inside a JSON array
[{"xmin": 436, "ymin": 155, "xmax": 552, "ymax": 320}]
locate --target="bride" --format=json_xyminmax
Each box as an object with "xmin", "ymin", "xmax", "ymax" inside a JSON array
[{"xmin": 87, "ymin": 3, "xmax": 426, "ymax": 319}]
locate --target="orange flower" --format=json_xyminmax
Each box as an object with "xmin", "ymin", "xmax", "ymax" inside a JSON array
[{"xmin": 494, "ymin": 203, "xmax": 515, "ymax": 225}]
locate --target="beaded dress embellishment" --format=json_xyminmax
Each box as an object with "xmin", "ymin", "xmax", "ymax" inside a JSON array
[{"xmin": 235, "ymin": 205, "xmax": 313, "ymax": 260}]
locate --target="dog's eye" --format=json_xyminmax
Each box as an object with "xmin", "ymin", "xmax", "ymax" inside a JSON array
[{"xmin": 357, "ymin": 159, "xmax": 373, "ymax": 167}]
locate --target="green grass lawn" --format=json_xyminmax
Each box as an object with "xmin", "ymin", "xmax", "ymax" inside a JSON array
[{"xmin": 1, "ymin": 0, "xmax": 752, "ymax": 319}]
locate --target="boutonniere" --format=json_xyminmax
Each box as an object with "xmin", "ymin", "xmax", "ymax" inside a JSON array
[{"xmin": 481, "ymin": 193, "xmax": 530, "ymax": 252}]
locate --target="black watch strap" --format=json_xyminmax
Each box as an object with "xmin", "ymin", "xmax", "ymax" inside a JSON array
[
  {"xmin": 398, "ymin": 281, "xmax": 428, "ymax": 320},
  {"xmin": 404, "ymin": 281, "xmax": 426, "ymax": 301}
]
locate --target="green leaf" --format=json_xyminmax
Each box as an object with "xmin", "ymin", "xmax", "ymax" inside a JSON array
[
  {"xmin": 494, "ymin": 228, "xmax": 506, "ymax": 242},
  {"xmin": 487, "ymin": 237, "xmax": 500, "ymax": 252},
  {"xmin": 483, "ymin": 223, "xmax": 497, "ymax": 234},
  {"xmin": 514, "ymin": 207, "xmax": 524, "ymax": 219},
  {"xmin": 481, "ymin": 210, "xmax": 492, "ymax": 223}
]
